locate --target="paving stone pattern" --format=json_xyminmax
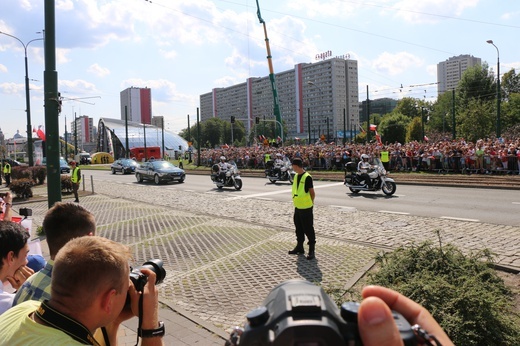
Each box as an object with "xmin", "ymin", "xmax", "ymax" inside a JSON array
[{"xmin": 24, "ymin": 182, "xmax": 520, "ymax": 344}]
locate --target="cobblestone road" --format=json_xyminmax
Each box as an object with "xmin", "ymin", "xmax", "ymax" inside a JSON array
[{"xmin": 24, "ymin": 181, "xmax": 520, "ymax": 342}]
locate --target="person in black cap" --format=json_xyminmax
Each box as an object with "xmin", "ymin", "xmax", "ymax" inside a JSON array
[{"xmin": 288, "ymin": 157, "xmax": 316, "ymax": 260}]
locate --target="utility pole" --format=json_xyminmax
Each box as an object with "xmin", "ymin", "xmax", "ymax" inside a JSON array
[{"xmin": 44, "ymin": 0, "xmax": 61, "ymax": 207}]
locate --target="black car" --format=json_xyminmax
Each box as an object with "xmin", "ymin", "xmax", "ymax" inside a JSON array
[
  {"xmin": 135, "ymin": 160, "xmax": 186, "ymax": 184},
  {"xmin": 111, "ymin": 158, "xmax": 139, "ymax": 174},
  {"xmin": 1, "ymin": 158, "xmax": 25, "ymax": 167}
]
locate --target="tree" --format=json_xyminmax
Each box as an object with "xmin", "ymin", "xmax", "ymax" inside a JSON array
[
  {"xmin": 203, "ymin": 118, "xmax": 224, "ymax": 148},
  {"xmin": 457, "ymin": 63, "xmax": 495, "ymax": 108},
  {"xmin": 406, "ymin": 117, "xmax": 422, "ymax": 142},
  {"xmin": 379, "ymin": 113, "xmax": 410, "ymax": 144},
  {"xmin": 457, "ymin": 99, "xmax": 494, "ymax": 142},
  {"xmin": 393, "ymin": 97, "xmax": 421, "ymax": 118},
  {"xmin": 501, "ymin": 69, "xmax": 520, "ymax": 101}
]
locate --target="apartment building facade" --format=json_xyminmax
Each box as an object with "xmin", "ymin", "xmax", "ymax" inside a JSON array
[
  {"xmin": 200, "ymin": 57, "xmax": 360, "ymax": 143},
  {"xmin": 437, "ymin": 54, "xmax": 482, "ymax": 94}
]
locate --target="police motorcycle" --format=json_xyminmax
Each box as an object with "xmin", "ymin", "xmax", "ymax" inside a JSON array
[
  {"xmin": 344, "ymin": 156, "xmax": 396, "ymax": 196},
  {"xmin": 211, "ymin": 157, "xmax": 243, "ymax": 190},
  {"xmin": 265, "ymin": 155, "xmax": 295, "ymax": 183}
]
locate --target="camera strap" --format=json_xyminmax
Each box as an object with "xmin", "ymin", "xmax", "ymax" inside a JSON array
[
  {"xmin": 35, "ymin": 300, "xmax": 101, "ymax": 346},
  {"xmin": 134, "ymin": 293, "xmax": 144, "ymax": 346}
]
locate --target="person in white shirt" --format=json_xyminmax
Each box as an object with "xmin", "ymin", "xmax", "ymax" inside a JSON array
[{"xmin": 0, "ymin": 221, "xmax": 33, "ymax": 315}]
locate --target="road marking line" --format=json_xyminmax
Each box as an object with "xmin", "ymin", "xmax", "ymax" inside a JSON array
[
  {"xmin": 330, "ymin": 205, "xmax": 357, "ymax": 212},
  {"xmin": 225, "ymin": 182, "xmax": 344, "ymax": 200},
  {"xmin": 513, "ymin": 202, "xmax": 520, "ymax": 205},
  {"xmin": 379, "ymin": 210, "xmax": 410, "ymax": 215},
  {"xmin": 440, "ymin": 216, "xmax": 480, "ymax": 222}
]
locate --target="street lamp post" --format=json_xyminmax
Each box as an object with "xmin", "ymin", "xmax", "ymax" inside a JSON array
[
  {"xmin": 486, "ymin": 40, "xmax": 501, "ymax": 138},
  {"xmin": 0, "ymin": 31, "xmax": 44, "ymax": 166}
]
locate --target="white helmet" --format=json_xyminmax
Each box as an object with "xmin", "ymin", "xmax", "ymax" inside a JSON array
[
  {"xmin": 220, "ymin": 156, "xmax": 226, "ymax": 161},
  {"xmin": 361, "ymin": 154, "xmax": 370, "ymax": 161}
]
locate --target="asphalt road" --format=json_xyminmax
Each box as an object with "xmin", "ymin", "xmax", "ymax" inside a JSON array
[{"xmin": 86, "ymin": 170, "xmax": 520, "ymax": 226}]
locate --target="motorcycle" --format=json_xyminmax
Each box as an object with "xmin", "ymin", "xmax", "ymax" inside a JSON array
[
  {"xmin": 344, "ymin": 158, "xmax": 396, "ymax": 196},
  {"xmin": 265, "ymin": 159, "xmax": 295, "ymax": 183},
  {"xmin": 211, "ymin": 162, "xmax": 243, "ymax": 190}
]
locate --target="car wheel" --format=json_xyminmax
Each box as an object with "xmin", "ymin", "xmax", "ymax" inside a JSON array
[
  {"xmin": 154, "ymin": 174, "xmax": 161, "ymax": 185},
  {"xmin": 136, "ymin": 173, "xmax": 143, "ymax": 183},
  {"xmin": 111, "ymin": 168, "xmax": 116, "ymax": 174}
]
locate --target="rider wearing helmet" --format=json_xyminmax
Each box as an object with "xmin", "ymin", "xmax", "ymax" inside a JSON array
[
  {"xmin": 273, "ymin": 153, "xmax": 284, "ymax": 178},
  {"xmin": 358, "ymin": 154, "xmax": 373, "ymax": 188},
  {"xmin": 218, "ymin": 156, "xmax": 231, "ymax": 182}
]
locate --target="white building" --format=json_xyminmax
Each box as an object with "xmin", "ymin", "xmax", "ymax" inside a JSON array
[
  {"xmin": 200, "ymin": 57, "xmax": 360, "ymax": 142},
  {"xmin": 437, "ymin": 55, "xmax": 481, "ymax": 94}
]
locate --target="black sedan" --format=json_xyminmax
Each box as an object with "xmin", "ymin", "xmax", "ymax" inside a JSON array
[
  {"xmin": 135, "ymin": 160, "xmax": 185, "ymax": 184},
  {"xmin": 111, "ymin": 159, "xmax": 139, "ymax": 174}
]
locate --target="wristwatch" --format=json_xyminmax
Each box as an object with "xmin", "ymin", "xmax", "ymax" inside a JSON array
[{"xmin": 138, "ymin": 321, "xmax": 165, "ymax": 338}]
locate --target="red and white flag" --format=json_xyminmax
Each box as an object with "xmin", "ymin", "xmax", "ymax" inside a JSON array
[
  {"xmin": 369, "ymin": 124, "xmax": 377, "ymax": 131},
  {"xmin": 34, "ymin": 125, "xmax": 46, "ymax": 141}
]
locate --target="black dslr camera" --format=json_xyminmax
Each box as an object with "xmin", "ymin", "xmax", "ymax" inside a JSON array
[
  {"xmin": 129, "ymin": 259, "xmax": 166, "ymax": 292},
  {"xmin": 228, "ymin": 279, "xmax": 418, "ymax": 346}
]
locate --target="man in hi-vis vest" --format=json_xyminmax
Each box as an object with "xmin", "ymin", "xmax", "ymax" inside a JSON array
[
  {"xmin": 70, "ymin": 161, "xmax": 81, "ymax": 203},
  {"xmin": 288, "ymin": 157, "xmax": 316, "ymax": 260}
]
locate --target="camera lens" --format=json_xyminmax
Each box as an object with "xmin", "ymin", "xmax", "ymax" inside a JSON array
[{"xmin": 140, "ymin": 259, "xmax": 166, "ymax": 285}]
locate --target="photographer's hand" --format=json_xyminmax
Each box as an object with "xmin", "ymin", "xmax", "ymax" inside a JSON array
[
  {"xmin": 358, "ymin": 285, "xmax": 453, "ymax": 346},
  {"xmin": 127, "ymin": 268, "xmax": 163, "ymax": 346}
]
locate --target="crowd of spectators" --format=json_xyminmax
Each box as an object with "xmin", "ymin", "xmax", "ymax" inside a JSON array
[{"xmin": 197, "ymin": 137, "xmax": 520, "ymax": 175}]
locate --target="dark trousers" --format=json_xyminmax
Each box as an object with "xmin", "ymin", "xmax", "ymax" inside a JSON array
[
  {"xmin": 4, "ymin": 174, "xmax": 10, "ymax": 186},
  {"xmin": 293, "ymin": 207, "xmax": 315, "ymax": 245},
  {"xmin": 72, "ymin": 182, "xmax": 79, "ymax": 201}
]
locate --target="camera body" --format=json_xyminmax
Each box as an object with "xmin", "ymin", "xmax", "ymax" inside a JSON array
[
  {"xmin": 235, "ymin": 279, "xmax": 417, "ymax": 346},
  {"xmin": 129, "ymin": 259, "xmax": 166, "ymax": 292}
]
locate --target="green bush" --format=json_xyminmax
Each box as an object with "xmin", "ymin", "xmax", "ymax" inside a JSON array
[
  {"xmin": 30, "ymin": 166, "xmax": 46, "ymax": 185},
  {"xmin": 368, "ymin": 239, "xmax": 520, "ymax": 345},
  {"xmin": 8, "ymin": 179, "xmax": 34, "ymax": 199}
]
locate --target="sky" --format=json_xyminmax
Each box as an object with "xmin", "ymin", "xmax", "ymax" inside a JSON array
[{"xmin": 0, "ymin": 0, "xmax": 519, "ymax": 140}]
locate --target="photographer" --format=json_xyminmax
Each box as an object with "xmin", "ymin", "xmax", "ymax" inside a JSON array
[
  {"xmin": 0, "ymin": 236, "xmax": 164, "ymax": 346},
  {"xmin": 359, "ymin": 285, "xmax": 453, "ymax": 346},
  {"xmin": 0, "ymin": 221, "xmax": 33, "ymax": 315}
]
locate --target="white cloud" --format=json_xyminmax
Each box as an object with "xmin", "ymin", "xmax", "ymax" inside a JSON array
[
  {"xmin": 501, "ymin": 11, "xmax": 520, "ymax": 20},
  {"xmin": 286, "ymin": 0, "xmax": 360, "ymax": 18},
  {"xmin": 392, "ymin": 0, "xmax": 479, "ymax": 24},
  {"xmin": 0, "ymin": 82, "xmax": 23, "ymax": 95},
  {"xmin": 87, "ymin": 63, "xmax": 110, "ymax": 78},
  {"xmin": 372, "ymin": 51, "xmax": 423, "ymax": 76},
  {"xmin": 0, "ymin": 64, "xmax": 7, "ymax": 73},
  {"xmin": 59, "ymin": 79, "xmax": 99, "ymax": 95}
]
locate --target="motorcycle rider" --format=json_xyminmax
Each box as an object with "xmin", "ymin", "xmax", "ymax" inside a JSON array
[
  {"xmin": 358, "ymin": 154, "xmax": 373, "ymax": 188},
  {"xmin": 273, "ymin": 153, "xmax": 284, "ymax": 178},
  {"xmin": 218, "ymin": 156, "xmax": 232, "ymax": 182}
]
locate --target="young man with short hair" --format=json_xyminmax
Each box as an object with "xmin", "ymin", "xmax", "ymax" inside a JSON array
[
  {"xmin": 0, "ymin": 236, "xmax": 164, "ymax": 345},
  {"xmin": 0, "ymin": 221, "xmax": 33, "ymax": 314}
]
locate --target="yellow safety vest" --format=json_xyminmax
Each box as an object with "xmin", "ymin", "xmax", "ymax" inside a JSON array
[
  {"xmin": 3, "ymin": 164, "xmax": 11, "ymax": 174},
  {"xmin": 381, "ymin": 151, "xmax": 389, "ymax": 163},
  {"xmin": 292, "ymin": 172, "xmax": 313, "ymax": 209},
  {"xmin": 264, "ymin": 153, "xmax": 271, "ymax": 163},
  {"xmin": 71, "ymin": 167, "xmax": 81, "ymax": 183}
]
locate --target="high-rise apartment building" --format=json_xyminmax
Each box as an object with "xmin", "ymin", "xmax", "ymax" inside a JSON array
[
  {"xmin": 437, "ymin": 55, "xmax": 481, "ymax": 94},
  {"xmin": 200, "ymin": 57, "xmax": 359, "ymax": 142},
  {"xmin": 120, "ymin": 87, "xmax": 152, "ymax": 124},
  {"xmin": 71, "ymin": 115, "xmax": 94, "ymax": 150}
]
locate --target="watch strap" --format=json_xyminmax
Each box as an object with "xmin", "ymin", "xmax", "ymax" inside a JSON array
[{"xmin": 138, "ymin": 321, "xmax": 165, "ymax": 338}]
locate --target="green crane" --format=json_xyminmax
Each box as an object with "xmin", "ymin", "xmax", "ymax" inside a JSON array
[{"xmin": 255, "ymin": 0, "xmax": 282, "ymax": 140}]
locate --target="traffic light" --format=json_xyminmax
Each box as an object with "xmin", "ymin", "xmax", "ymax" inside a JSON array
[
  {"xmin": 255, "ymin": 117, "xmax": 260, "ymax": 124},
  {"xmin": 178, "ymin": 145, "xmax": 182, "ymax": 150},
  {"xmin": 231, "ymin": 116, "xmax": 235, "ymax": 123}
]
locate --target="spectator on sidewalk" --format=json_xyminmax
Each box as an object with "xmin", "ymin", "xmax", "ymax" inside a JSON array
[
  {"xmin": 0, "ymin": 221, "xmax": 33, "ymax": 315},
  {"xmin": 70, "ymin": 161, "xmax": 81, "ymax": 203},
  {"xmin": 0, "ymin": 236, "xmax": 164, "ymax": 346},
  {"xmin": 13, "ymin": 202, "xmax": 96, "ymax": 306}
]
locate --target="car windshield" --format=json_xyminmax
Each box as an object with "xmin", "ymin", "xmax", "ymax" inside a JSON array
[
  {"xmin": 122, "ymin": 159, "xmax": 138, "ymax": 166},
  {"xmin": 60, "ymin": 159, "xmax": 68, "ymax": 166},
  {"xmin": 153, "ymin": 161, "xmax": 177, "ymax": 169}
]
